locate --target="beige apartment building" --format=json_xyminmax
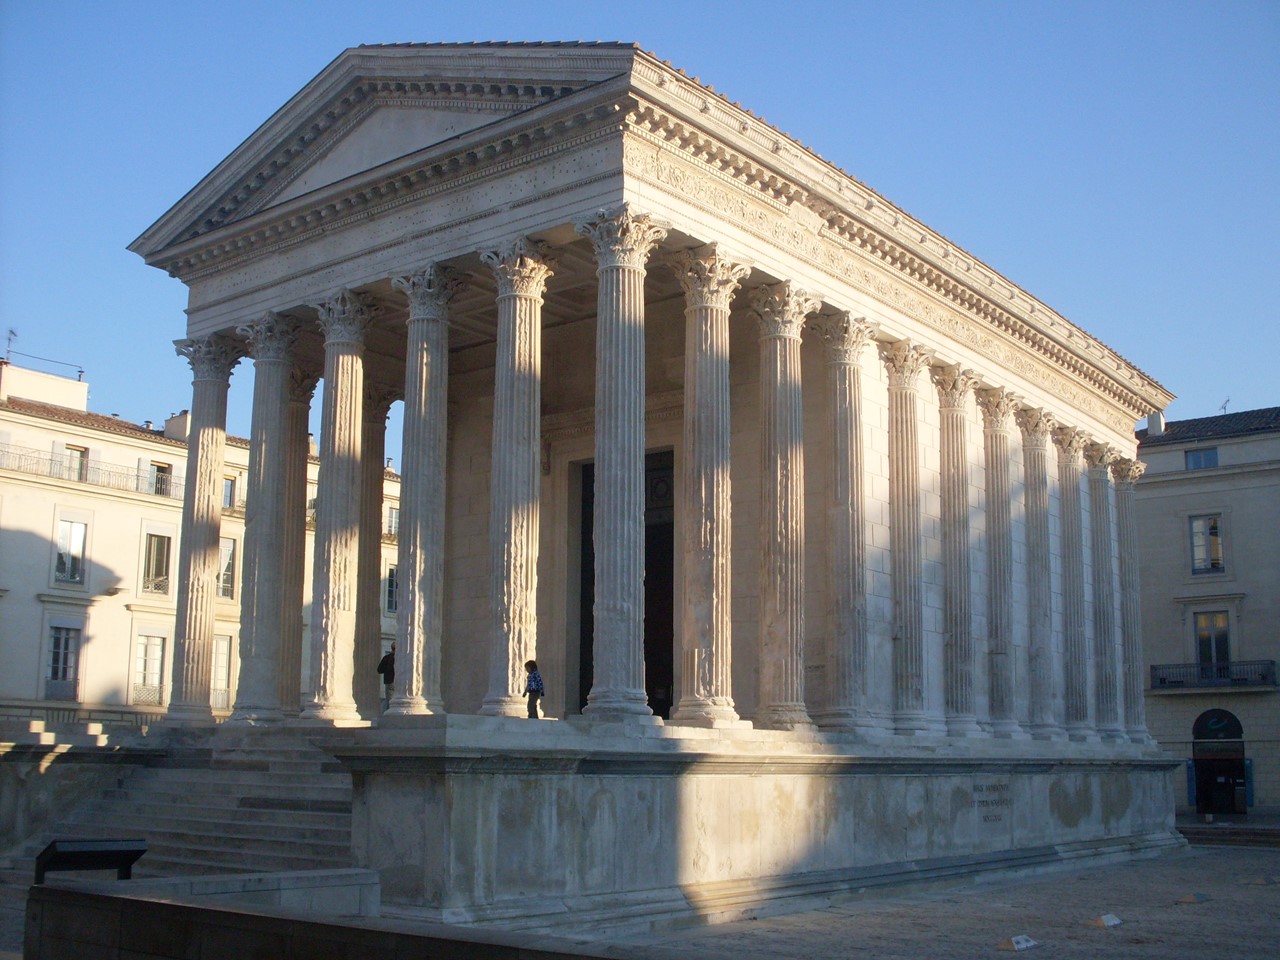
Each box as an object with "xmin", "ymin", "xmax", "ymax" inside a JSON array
[
  {"xmin": 1137, "ymin": 406, "xmax": 1280, "ymax": 815},
  {"xmin": 0, "ymin": 360, "xmax": 400, "ymax": 725}
]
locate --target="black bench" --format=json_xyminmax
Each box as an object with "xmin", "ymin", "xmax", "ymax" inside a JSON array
[{"xmin": 34, "ymin": 839, "xmax": 147, "ymax": 885}]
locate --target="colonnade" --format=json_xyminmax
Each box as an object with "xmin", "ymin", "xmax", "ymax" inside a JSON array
[{"xmin": 166, "ymin": 205, "xmax": 1149, "ymax": 742}]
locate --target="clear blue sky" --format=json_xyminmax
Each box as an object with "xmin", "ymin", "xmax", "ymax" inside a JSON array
[{"xmin": 2, "ymin": 0, "xmax": 1277, "ymax": 459}]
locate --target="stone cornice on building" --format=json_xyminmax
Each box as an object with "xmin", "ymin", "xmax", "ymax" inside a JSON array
[{"xmin": 129, "ymin": 43, "xmax": 1172, "ymax": 427}]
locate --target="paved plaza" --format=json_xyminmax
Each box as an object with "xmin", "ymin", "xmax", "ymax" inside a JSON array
[{"xmin": 3, "ymin": 845, "xmax": 1277, "ymax": 959}]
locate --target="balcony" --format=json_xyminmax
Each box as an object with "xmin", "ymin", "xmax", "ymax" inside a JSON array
[
  {"xmin": 1150, "ymin": 660, "xmax": 1277, "ymax": 691},
  {"xmin": 43, "ymin": 678, "xmax": 79, "ymax": 702},
  {"xmin": 0, "ymin": 442, "xmax": 184, "ymax": 500}
]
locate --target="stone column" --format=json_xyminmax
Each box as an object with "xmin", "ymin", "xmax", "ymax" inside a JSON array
[
  {"xmin": 1113, "ymin": 457, "xmax": 1150, "ymax": 744},
  {"xmin": 355, "ymin": 384, "xmax": 397, "ymax": 719},
  {"xmin": 1054, "ymin": 427, "xmax": 1094, "ymax": 741},
  {"xmin": 1087, "ymin": 442, "xmax": 1125, "ymax": 741},
  {"xmin": 576, "ymin": 206, "xmax": 669, "ymax": 720},
  {"xmin": 749, "ymin": 283, "xmax": 818, "ymax": 730},
  {"xmin": 227, "ymin": 313, "xmax": 296, "ymax": 725},
  {"xmin": 933, "ymin": 364, "xmax": 982, "ymax": 737},
  {"xmin": 881, "ymin": 340, "xmax": 942, "ymax": 735},
  {"xmin": 977, "ymin": 389, "xmax": 1023, "ymax": 738},
  {"xmin": 387, "ymin": 266, "xmax": 460, "ymax": 718},
  {"xmin": 300, "ymin": 290, "xmax": 372, "ymax": 725},
  {"xmin": 665, "ymin": 245, "xmax": 750, "ymax": 726},
  {"xmin": 809, "ymin": 314, "xmax": 877, "ymax": 731},
  {"xmin": 480, "ymin": 239, "xmax": 555, "ymax": 716},
  {"xmin": 278, "ymin": 369, "xmax": 316, "ymax": 714},
  {"xmin": 1017, "ymin": 408, "xmax": 1064, "ymax": 740},
  {"xmin": 167, "ymin": 335, "xmax": 241, "ymax": 724}
]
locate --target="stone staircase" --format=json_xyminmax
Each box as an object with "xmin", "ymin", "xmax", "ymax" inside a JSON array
[{"xmin": 1, "ymin": 728, "xmax": 356, "ymax": 891}]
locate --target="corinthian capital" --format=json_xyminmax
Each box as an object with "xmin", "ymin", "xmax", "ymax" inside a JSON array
[
  {"xmin": 1111, "ymin": 457, "xmax": 1146, "ymax": 486},
  {"xmin": 930, "ymin": 364, "xmax": 979, "ymax": 409},
  {"xmin": 363, "ymin": 382, "xmax": 402, "ymax": 422},
  {"xmin": 748, "ymin": 282, "xmax": 820, "ymax": 339},
  {"xmin": 481, "ymin": 238, "xmax": 556, "ymax": 298},
  {"xmin": 174, "ymin": 334, "xmax": 242, "ymax": 382},
  {"xmin": 574, "ymin": 204, "xmax": 670, "ymax": 270},
  {"xmin": 288, "ymin": 367, "xmax": 319, "ymax": 404},
  {"xmin": 1053, "ymin": 426, "xmax": 1089, "ymax": 463},
  {"xmin": 1016, "ymin": 407, "xmax": 1058, "ymax": 448},
  {"xmin": 977, "ymin": 388, "xmax": 1019, "ymax": 431},
  {"xmin": 313, "ymin": 289, "xmax": 375, "ymax": 344},
  {"xmin": 809, "ymin": 312, "xmax": 874, "ymax": 365},
  {"xmin": 236, "ymin": 311, "xmax": 298, "ymax": 363},
  {"xmin": 664, "ymin": 244, "xmax": 752, "ymax": 311},
  {"xmin": 878, "ymin": 339, "xmax": 931, "ymax": 388},
  {"xmin": 1085, "ymin": 441, "xmax": 1120, "ymax": 472},
  {"xmin": 393, "ymin": 264, "xmax": 465, "ymax": 322}
]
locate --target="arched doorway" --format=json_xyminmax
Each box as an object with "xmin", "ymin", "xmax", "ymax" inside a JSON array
[{"xmin": 1192, "ymin": 708, "xmax": 1248, "ymax": 816}]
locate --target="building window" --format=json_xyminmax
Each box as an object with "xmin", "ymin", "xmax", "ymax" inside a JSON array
[
  {"xmin": 46, "ymin": 626, "xmax": 80, "ymax": 700},
  {"xmin": 1185, "ymin": 448, "xmax": 1219, "ymax": 470},
  {"xmin": 150, "ymin": 462, "xmax": 174, "ymax": 497},
  {"xmin": 55, "ymin": 519, "xmax": 87, "ymax": 584},
  {"xmin": 386, "ymin": 566, "xmax": 399, "ymax": 613},
  {"xmin": 133, "ymin": 635, "xmax": 165, "ymax": 705},
  {"xmin": 386, "ymin": 506, "xmax": 400, "ymax": 537},
  {"xmin": 218, "ymin": 538, "xmax": 236, "ymax": 599},
  {"xmin": 1189, "ymin": 514, "xmax": 1225, "ymax": 574},
  {"xmin": 1195, "ymin": 611, "xmax": 1230, "ymax": 681},
  {"xmin": 142, "ymin": 533, "xmax": 171, "ymax": 594},
  {"xmin": 222, "ymin": 477, "xmax": 236, "ymax": 509},
  {"xmin": 65, "ymin": 445, "xmax": 88, "ymax": 482},
  {"xmin": 211, "ymin": 635, "xmax": 232, "ymax": 711}
]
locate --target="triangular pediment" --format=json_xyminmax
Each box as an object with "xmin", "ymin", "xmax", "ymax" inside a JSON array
[{"xmin": 131, "ymin": 43, "xmax": 642, "ymax": 257}]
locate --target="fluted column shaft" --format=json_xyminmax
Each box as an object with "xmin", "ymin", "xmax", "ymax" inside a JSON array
[
  {"xmin": 1113, "ymin": 458, "xmax": 1150, "ymax": 743},
  {"xmin": 978, "ymin": 390, "xmax": 1023, "ymax": 737},
  {"xmin": 300, "ymin": 290, "xmax": 371, "ymax": 725},
  {"xmin": 387, "ymin": 267, "xmax": 459, "ymax": 717},
  {"xmin": 1018, "ymin": 409, "xmax": 1064, "ymax": 740},
  {"xmin": 278, "ymin": 370, "xmax": 315, "ymax": 714},
  {"xmin": 355, "ymin": 386, "xmax": 395, "ymax": 719},
  {"xmin": 810, "ymin": 315, "xmax": 876, "ymax": 730},
  {"xmin": 480, "ymin": 240, "xmax": 555, "ymax": 716},
  {"xmin": 882, "ymin": 340, "xmax": 939, "ymax": 734},
  {"xmin": 577, "ymin": 207, "xmax": 668, "ymax": 719},
  {"xmin": 228, "ymin": 314, "xmax": 296, "ymax": 724},
  {"xmin": 934, "ymin": 366, "xmax": 981, "ymax": 736},
  {"xmin": 1055, "ymin": 428, "xmax": 1093, "ymax": 740},
  {"xmin": 750, "ymin": 283, "xmax": 818, "ymax": 730},
  {"xmin": 168, "ymin": 336, "xmax": 240, "ymax": 723},
  {"xmin": 667, "ymin": 246, "xmax": 749, "ymax": 726},
  {"xmin": 1088, "ymin": 444, "xmax": 1124, "ymax": 740}
]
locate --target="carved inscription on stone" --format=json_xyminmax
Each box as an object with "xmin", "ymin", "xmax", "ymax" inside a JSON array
[{"xmin": 972, "ymin": 780, "xmax": 1013, "ymax": 824}]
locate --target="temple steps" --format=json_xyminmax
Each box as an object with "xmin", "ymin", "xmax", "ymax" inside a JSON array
[{"xmin": 2, "ymin": 730, "xmax": 356, "ymax": 885}]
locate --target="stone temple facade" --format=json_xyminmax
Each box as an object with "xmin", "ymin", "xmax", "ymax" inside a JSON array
[{"xmin": 131, "ymin": 43, "xmax": 1181, "ymax": 930}]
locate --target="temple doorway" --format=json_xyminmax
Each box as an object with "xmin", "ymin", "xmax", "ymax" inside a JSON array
[{"xmin": 577, "ymin": 450, "xmax": 676, "ymax": 718}]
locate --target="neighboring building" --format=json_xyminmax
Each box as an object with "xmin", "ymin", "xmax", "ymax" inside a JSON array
[
  {"xmin": 124, "ymin": 43, "xmax": 1180, "ymax": 926},
  {"xmin": 0, "ymin": 360, "xmax": 400, "ymax": 725},
  {"xmin": 1137, "ymin": 407, "xmax": 1280, "ymax": 816}
]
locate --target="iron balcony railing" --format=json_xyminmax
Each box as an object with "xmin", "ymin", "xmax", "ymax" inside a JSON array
[
  {"xmin": 0, "ymin": 442, "xmax": 185, "ymax": 500},
  {"xmin": 1150, "ymin": 660, "xmax": 1277, "ymax": 690}
]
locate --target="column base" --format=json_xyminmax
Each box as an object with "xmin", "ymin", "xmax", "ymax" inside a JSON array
[
  {"xmin": 298, "ymin": 699, "xmax": 366, "ymax": 726},
  {"xmin": 945, "ymin": 716, "xmax": 986, "ymax": 738},
  {"xmin": 1065, "ymin": 722, "xmax": 1100, "ymax": 743},
  {"xmin": 479, "ymin": 695, "xmax": 528, "ymax": 718},
  {"xmin": 1028, "ymin": 721, "xmax": 1068, "ymax": 741},
  {"xmin": 161, "ymin": 704, "xmax": 216, "ymax": 726},
  {"xmin": 385, "ymin": 696, "xmax": 446, "ymax": 718},
  {"xmin": 225, "ymin": 706, "xmax": 286, "ymax": 726},
  {"xmin": 1126, "ymin": 727, "xmax": 1153, "ymax": 746},
  {"xmin": 988, "ymin": 718, "xmax": 1031, "ymax": 740},
  {"xmin": 583, "ymin": 691, "xmax": 653, "ymax": 721},
  {"xmin": 892, "ymin": 711, "xmax": 948, "ymax": 737},
  {"xmin": 668, "ymin": 698, "xmax": 741, "ymax": 728},
  {"xmin": 1098, "ymin": 724, "xmax": 1128, "ymax": 743},
  {"xmin": 755, "ymin": 704, "xmax": 815, "ymax": 731},
  {"xmin": 812, "ymin": 709, "xmax": 894, "ymax": 735}
]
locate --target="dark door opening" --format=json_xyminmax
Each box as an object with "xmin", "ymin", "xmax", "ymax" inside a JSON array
[
  {"xmin": 1192, "ymin": 709, "xmax": 1248, "ymax": 816},
  {"xmin": 577, "ymin": 451, "xmax": 675, "ymax": 717}
]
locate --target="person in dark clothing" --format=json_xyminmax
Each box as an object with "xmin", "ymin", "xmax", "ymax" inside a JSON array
[
  {"xmin": 524, "ymin": 659, "xmax": 544, "ymax": 719},
  {"xmin": 377, "ymin": 642, "xmax": 396, "ymax": 711}
]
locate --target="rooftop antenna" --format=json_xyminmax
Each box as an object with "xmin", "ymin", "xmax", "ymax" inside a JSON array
[
  {"xmin": 1220, "ymin": 397, "xmax": 1230, "ymax": 415},
  {"xmin": 5, "ymin": 328, "xmax": 15, "ymax": 362}
]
